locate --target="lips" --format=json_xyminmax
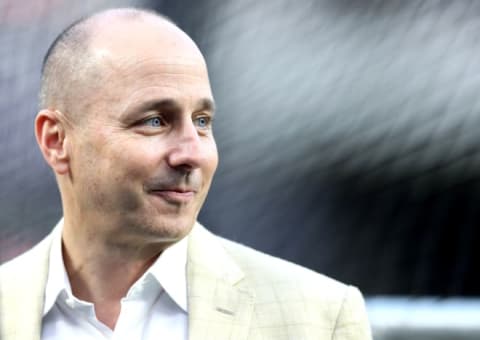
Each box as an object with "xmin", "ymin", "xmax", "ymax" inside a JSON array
[
  {"xmin": 149, "ymin": 187, "xmax": 196, "ymax": 204},
  {"xmin": 145, "ymin": 174, "xmax": 201, "ymax": 205}
]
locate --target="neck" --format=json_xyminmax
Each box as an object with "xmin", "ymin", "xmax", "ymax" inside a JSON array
[{"xmin": 61, "ymin": 220, "xmax": 163, "ymax": 330}]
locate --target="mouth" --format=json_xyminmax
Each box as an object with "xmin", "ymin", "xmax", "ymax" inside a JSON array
[{"xmin": 148, "ymin": 188, "xmax": 196, "ymax": 204}]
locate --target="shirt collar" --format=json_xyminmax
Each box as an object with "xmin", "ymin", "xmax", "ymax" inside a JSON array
[
  {"xmin": 43, "ymin": 219, "xmax": 70, "ymax": 316},
  {"xmin": 147, "ymin": 234, "xmax": 188, "ymax": 312},
  {"xmin": 43, "ymin": 219, "xmax": 188, "ymax": 316}
]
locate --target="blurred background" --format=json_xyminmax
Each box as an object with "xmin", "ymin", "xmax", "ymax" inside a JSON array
[{"xmin": 2, "ymin": 0, "xmax": 480, "ymax": 338}]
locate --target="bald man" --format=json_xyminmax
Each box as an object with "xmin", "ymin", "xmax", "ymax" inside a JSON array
[{"xmin": 0, "ymin": 8, "xmax": 371, "ymax": 340}]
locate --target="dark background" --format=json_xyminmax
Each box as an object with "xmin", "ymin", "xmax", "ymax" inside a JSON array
[{"xmin": 2, "ymin": 0, "xmax": 480, "ymax": 296}]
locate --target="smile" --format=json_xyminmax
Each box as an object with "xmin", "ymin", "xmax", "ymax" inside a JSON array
[{"xmin": 149, "ymin": 189, "xmax": 195, "ymax": 204}]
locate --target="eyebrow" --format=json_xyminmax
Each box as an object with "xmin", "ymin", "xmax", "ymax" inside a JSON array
[
  {"xmin": 198, "ymin": 98, "xmax": 216, "ymax": 114},
  {"xmin": 131, "ymin": 98, "xmax": 216, "ymax": 115}
]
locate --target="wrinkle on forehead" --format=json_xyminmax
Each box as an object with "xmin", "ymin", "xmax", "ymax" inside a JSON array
[
  {"xmin": 88, "ymin": 51, "xmax": 211, "ymax": 102},
  {"xmin": 94, "ymin": 53, "xmax": 208, "ymax": 75}
]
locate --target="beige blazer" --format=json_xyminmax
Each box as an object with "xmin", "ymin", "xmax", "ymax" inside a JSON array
[{"xmin": 0, "ymin": 222, "xmax": 371, "ymax": 339}]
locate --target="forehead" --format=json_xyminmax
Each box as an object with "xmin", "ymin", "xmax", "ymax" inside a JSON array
[
  {"xmin": 86, "ymin": 18, "xmax": 213, "ymax": 112},
  {"xmin": 119, "ymin": 60, "xmax": 213, "ymax": 115}
]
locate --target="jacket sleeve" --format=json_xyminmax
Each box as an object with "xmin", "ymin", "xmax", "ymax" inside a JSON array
[{"xmin": 332, "ymin": 286, "xmax": 372, "ymax": 340}]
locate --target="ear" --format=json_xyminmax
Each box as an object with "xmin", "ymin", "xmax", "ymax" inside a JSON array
[{"xmin": 35, "ymin": 109, "xmax": 70, "ymax": 175}]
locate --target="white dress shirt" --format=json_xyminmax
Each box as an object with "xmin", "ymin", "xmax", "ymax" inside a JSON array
[{"xmin": 41, "ymin": 223, "xmax": 188, "ymax": 340}]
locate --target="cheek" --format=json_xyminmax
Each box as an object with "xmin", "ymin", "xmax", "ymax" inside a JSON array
[
  {"xmin": 104, "ymin": 134, "xmax": 157, "ymax": 170},
  {"xmin": 107, "ymin": 149, "xmax": 153, "ymax": 186},
  {"xmin": 94, "ymin": 159, "xmax": 145, "ymax": 212},
  {"xmin": 92, "ymin": 145, "xmax": 154, "ymax": 208}
]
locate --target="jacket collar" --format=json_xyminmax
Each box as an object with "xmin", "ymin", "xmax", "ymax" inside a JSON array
[{"xmin": 186, "ymin": 223, "xmax": 255, "ymax": 340}]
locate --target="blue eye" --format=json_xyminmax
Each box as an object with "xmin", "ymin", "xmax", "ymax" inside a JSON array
[
  {"xmin": 195, "ymin": 116, "xmax": 210, "ymax": 128},
  {"xmin": 144, "ymin": 117, "xmax": 163, "ymax": 127}
]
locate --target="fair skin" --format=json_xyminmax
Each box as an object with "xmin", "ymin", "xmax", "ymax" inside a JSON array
[{"xmin": 35, "ymin": 14, "xmax": 218, "ymax": 329}]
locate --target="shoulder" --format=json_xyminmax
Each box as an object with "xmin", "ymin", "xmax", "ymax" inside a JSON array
[
  {"xmin": 218, "ymin": 235, "xmax": 345, "ymax": 291},
  {"xmin": 216, "ymin": 235, "xmax": 372, "ymax": 338},
  {"xmin": 0, "ymin": 233, "xmax": 53, "ymax": 340},
  {"xmin": 192, "ymin": 223, "xmax": 352, "ymax": 297},
  {"xmin": 0, "ymin": 233, "xmax": 52, "ymax": 282},
  {"xmin": 1, "ymin": 221, "xmax": 61, "ymax": 279}
]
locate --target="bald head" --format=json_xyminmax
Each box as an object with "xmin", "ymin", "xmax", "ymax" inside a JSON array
[{"xmin": 39, "ymin": 8, "xmax": 201, "ymax": 120}]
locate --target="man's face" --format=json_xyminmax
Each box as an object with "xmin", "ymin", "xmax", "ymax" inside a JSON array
[{"xmin": 65, "ymin": 21, "xmax": 218, "ymax": 246}]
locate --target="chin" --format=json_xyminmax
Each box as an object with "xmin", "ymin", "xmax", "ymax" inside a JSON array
[{"xmin": 141, "ymin": 216, "xmax": 196, "ymax": 243}]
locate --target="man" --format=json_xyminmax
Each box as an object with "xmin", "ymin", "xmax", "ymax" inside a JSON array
[{"xmin": 0, "ymin": 7, "xmax": 371, "ymax": 340}]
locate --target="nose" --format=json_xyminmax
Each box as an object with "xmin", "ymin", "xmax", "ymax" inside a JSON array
[{"xmin": 166, "ymin": 120, "xmax": 205, "ymax": 171}]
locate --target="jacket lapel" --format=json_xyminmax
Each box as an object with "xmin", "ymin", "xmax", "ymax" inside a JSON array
[
  {"xmin": 0, "ymin": 231, "xmax": 52, "ymax": 340},
  {"xmin": 187, "ymin": 223, "xmax": 255, "ymax": 340}
]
